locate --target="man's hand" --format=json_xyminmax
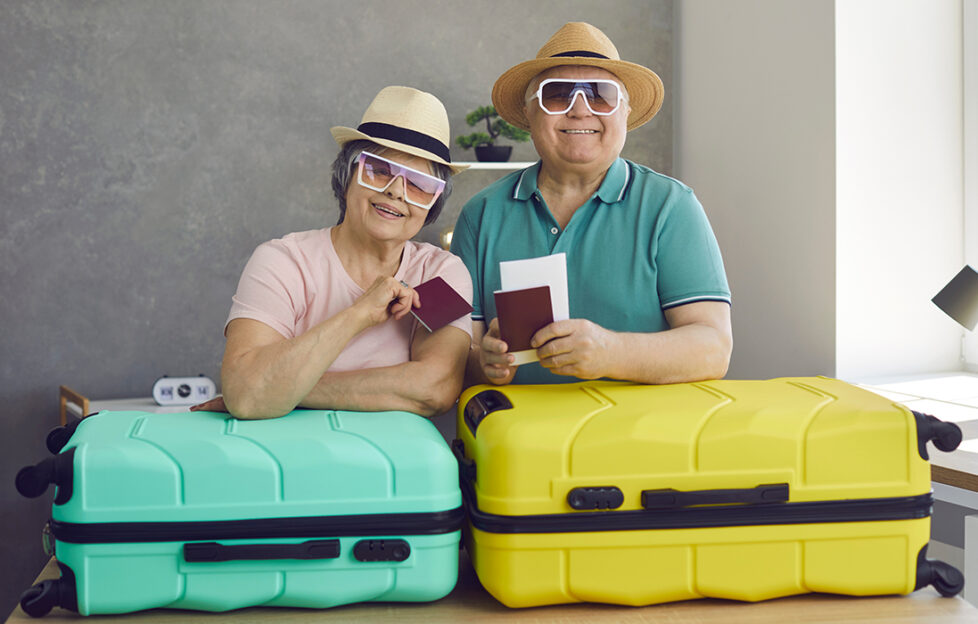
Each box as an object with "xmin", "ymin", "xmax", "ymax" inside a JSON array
[
  {"xmin": 479, "ymin": 318, "xmax": 517, "ymax": 384},
  {"xmin": 532, "ymin": 319, "xmax": 619, "ymax": 379}
]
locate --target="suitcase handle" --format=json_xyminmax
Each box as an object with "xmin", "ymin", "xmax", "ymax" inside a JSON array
[
  {"xmin": 183, "ymin": 539, "xmax": 341, "ymax": 563},
  {"xmin": 641, "ymin": 483, "xmax": 789, "ymax": 510},
  {"xmin": 451, "ymin": 439, "xmax": 476, "ymax": 482},
  {"xmin": 464, "ymin": 390, "xmax": 513, "ymax": 434}
]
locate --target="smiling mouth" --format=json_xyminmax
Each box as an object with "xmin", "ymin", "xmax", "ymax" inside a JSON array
[
  {"xmin": 562, "ymin": 129, "xmax": 598, "ymax": 134},
  {"xmin": 372, "ymin": 203, "xmax": 405, "ymax": 218}
]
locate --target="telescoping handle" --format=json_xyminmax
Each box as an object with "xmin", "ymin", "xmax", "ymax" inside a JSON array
[
  {"xmin": 642, "ymin": 483, "xmax": 790, "ymax": 510},
  {"xmin": 184, "ymin": 539, "xmax": 341, "ymax": 563}
]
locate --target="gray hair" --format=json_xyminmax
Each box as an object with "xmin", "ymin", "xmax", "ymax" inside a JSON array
[{"xmin": 330, "ymin": 140, "xmax": 453, "ymax": 226}]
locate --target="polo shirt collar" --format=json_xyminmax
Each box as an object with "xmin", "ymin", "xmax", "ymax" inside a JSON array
[{"xmin": 512, "ymin": 158, "xmax": 630, "ymax": 204}]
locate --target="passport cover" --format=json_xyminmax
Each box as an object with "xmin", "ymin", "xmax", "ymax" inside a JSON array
[
  {"xmin": 410, "ymin": 276, "xmax": 473, "ymax": 332},
  {"xmin": 493, "ymin": 285, "xmax": 554, "ymax": 364}
]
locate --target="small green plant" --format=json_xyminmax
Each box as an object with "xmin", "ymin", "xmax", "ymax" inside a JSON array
[{"xmin": 456, "ymin": 105, "xmax": 530, "ymax": 149}]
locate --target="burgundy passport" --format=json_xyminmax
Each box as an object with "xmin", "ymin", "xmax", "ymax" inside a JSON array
[
  {"xmin": 410, "ymin": 276, "xmax": 473, "ymax": 332},
  {"xmin": 493, "ymin": 285, "xmax": 554, "ymax": 352}
]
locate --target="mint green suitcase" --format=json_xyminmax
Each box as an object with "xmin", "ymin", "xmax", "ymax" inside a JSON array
[{"xmin": 16, "ymin": 409, "xmax": 462, "ymax": 616}]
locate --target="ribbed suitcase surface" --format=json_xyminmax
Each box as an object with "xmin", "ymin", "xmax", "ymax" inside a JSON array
[
  {"xmin": 454, "ymin": 377, "xmax": 964, "ymax": 607},
  {"xmin": 18, "ymin": 409, "xmax": 462, "ymax": 616}
]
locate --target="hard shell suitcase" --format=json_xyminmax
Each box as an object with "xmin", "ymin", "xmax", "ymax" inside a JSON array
[
  {"xmin": 453, "ymin": 377, "xmax": 964, "ymax": 607},
  {"xmin": 16, "ymin": 409, "xmax": 463, "ymax": 616}
]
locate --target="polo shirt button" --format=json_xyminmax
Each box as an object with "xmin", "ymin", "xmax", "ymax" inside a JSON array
[{"xmin": 550, "ymin": 227, "xmax": 559, "ymax": 235}]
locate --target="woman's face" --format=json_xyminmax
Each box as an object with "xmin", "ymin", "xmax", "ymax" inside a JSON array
[{"xmin": 343, "ymin": 148, "xmax": 435, "ymax": 245}]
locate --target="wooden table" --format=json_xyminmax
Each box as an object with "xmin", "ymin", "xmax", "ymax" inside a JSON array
[{"xmin": 7, "ymin": 553, "xmax": 977, "ymax": 623}]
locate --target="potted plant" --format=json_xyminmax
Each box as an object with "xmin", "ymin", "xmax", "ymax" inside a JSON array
[{"xmin": 456, "ymin": 105, "xmax": 530, "ymax": 162}]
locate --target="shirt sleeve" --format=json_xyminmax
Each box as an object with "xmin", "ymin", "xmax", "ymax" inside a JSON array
[
  {"xmin": 449, "ymin": 207, "xmax": 485, "ymax": 323},
  {"xmin": 225, "ymin": 240, "xmax": 304, "ymax": 338},
  {"xmin": 655, "ymin": 189, "xmax": 731, "ymax": 310}
]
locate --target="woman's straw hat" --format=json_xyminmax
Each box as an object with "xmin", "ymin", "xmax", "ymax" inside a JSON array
[
  {"xmin": 492, "ymin": 22, "xmax": 664, "ymax": 132},
  {"xmin": 331, "ymin": 86, "xmax": 467, "ymax": 174}
]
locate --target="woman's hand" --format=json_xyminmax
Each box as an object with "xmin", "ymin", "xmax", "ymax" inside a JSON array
[{"xmin": 353, "ymin": 276, "xmax": 419, "ymax": 327}]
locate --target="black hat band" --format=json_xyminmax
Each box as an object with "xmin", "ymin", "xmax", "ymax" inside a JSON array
[
  {"xmin": 551, "ymin": 50, "xmax": 610, "ymax": 59},
  {"xmin": 357, "ymin": 122, "xmax": 451, "ymax": 162}
]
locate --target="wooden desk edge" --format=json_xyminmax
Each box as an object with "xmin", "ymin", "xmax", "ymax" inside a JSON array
[
  {"xmin": 933, "ymin": 464, "xmax": 978, "ymax": 492},
  {"xmin": 7, "ymin": 556, "xmax": 977, "ymax": 623}
]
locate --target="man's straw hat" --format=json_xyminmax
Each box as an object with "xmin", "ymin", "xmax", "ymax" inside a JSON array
[
  {"xmin": 331, "ymin": 86, "xmax": 467, "ymax": 174},
  {"xmin": 492, "ymin": 22, "xmax": 664, "ymax": 132}
]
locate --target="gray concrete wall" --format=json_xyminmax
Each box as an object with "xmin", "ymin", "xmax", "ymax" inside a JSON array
[
  {"xmin": 0, "ymin": 1, "xmax": 672, "ymax": 614},
  {"xmin": 675, "ymin": 1, "xmax": 837, "ymax": 380}
]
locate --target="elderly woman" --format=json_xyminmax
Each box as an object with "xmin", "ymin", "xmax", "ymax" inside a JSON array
[
  {"xmin": 451, "ymin": 23, "xmax": 732, "ymax": 386},
  {"xmin": 208, "ymin": 86, "xmax": 471, "ymax": 420}
]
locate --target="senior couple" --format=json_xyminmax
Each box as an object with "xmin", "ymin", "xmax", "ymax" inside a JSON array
[{"xmin": 195, "ymin": 23, "xmax": 732, "ymax": 420}]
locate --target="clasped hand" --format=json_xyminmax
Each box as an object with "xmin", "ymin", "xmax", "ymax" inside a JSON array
[
  {"xmin": 480, "ymin": 317, "xmax": 618, "ymax": 382},
  {"xmin": 355, "ymin": 276, "xmax": 419, "ymax": 327}
]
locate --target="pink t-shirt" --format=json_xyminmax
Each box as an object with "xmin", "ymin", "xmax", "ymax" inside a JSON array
[{"xmin": 225, "ymin": 227, "xmax": 473, "ymax": 373}]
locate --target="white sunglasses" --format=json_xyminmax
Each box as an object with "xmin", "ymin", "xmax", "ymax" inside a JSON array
[
  {"xmin": 527, "ymin": 78, "xmax": 625, "ymax": 116},
  {"xmin": 356, "ymin": 151, "xmax": 445, "ymax": 210}
]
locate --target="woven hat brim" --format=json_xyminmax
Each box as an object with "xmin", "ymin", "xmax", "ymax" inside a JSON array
[
  {"xmin": 492, "ymin": 57, "xmax": 664, "ymax": 132},
  {"xmin": 331, "ymin": 126, "xmax": 469, "ymax": 175}
]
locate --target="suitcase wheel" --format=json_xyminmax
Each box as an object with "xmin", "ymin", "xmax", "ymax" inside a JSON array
[
  {"xmin": 913, "ymin": 411, "xmax": 963, "ymax": 460},
  {"xmin": 19, "ymin": 575, "xmax": 77, "ymax": 619},
  {"xmin": 916, "ymin": 547, "xmax": 965, "ymax": 597}
]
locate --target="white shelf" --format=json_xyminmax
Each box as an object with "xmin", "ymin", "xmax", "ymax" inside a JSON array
[{"xmin": 457, "ymin": 161, "xmax": 535, "ymax": 170}]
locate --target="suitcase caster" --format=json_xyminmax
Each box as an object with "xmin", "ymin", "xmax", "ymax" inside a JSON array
[
  {"xmin": 916, "ymin": 546, "xmax": 965, "ymax": 597},
  {"xmin": 913, "ymin": 411, "xmax": 963, "ymax": 460},
  {"xmin": 19, "ymin": 563, "xmax": 78, "ymax": 617}
]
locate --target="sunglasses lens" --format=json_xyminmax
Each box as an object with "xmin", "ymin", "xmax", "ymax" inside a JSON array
[
  {"xmin": 362, "ymin": 156, "xmax": 394, "ymax": 187},
  {"xmin": 539, "ymin": 81, "xmax": 620, "ymax": 114},
  {"xmin": 359, "ymin": 153, "xmax": 444, "ymax": 209}
]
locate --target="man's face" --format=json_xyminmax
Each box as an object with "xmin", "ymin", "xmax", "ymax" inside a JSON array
[{"xmin": 523, "ymin": 65, "xmax": 630, "ymax": 175}]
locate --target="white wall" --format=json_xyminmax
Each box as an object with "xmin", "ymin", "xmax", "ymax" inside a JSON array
[
  {"xmin": 676, "ymin": 0, "xmax": 965, "ymax": 381},
  {"xmin": 835, "ymin": 0, "xmax": 963, "ymax": 380},
  {"xmin": 675, "ymin": 1, "xmax": 837, "ymax": 379}
]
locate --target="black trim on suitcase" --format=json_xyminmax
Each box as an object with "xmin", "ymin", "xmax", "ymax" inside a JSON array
[
  {"xmin": 48, "ymin": 507, "xmax": 464, "ymax": 544},
  {"xmin": 463, "ymin": 485, "xmax": 933, "ymax": 534},
  {"xmin": 184, "ymin": 539, "xmax": 341, "ymax": 562}
]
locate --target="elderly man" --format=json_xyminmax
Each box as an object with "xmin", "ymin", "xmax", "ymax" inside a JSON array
[{"xmin": 451, "ymin": 22, "xmax": 731, "ymax": 386}]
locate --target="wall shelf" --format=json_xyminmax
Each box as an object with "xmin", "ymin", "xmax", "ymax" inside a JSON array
[{"xmin": 456, "ymin": 161, "xmax": 535, "ymax": 170}]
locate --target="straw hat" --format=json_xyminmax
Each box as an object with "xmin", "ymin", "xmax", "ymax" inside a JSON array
[
  {"xmin": 331, "ymin": 86, "xmax": 468, "ymax": 174},
  {"xmin": 492, "ymin": 22, "xmax": 664, "ymax": 132}
]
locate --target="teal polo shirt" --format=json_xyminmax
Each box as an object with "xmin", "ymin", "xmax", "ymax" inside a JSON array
[{"xmin": 451, "ymin": 158, "xmax": 730, "ymax": 384}]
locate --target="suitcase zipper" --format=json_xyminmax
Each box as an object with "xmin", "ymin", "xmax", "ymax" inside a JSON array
[
  {"xmin": 463, "ymin": 489, "xmax": 932, "ymax": 534},
  {"xmin": 48, "ymin": 507, "xmax": 464, "ymax": 544}
]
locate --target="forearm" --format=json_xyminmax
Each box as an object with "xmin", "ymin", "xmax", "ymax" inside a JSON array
[
  {"xmin": 606, "ymin": 323, "xmax": 732, "ymax": 384},
  {"xmin": 222, "ymin": 309, "xmax": 368, "ymax": 419},
  {"xmin": 300, "ymin": 359, "xmax": 464, "ymax": 418}
]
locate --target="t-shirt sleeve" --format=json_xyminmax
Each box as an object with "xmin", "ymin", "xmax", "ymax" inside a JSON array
[
  {"xmin": 225, "ymin": 240, "xmax": 304, "ymax": 338},
  {"xmin": 655, "ymin": 189, "xmax": 731, "ymax": 310},
  {"xmin": 449, "ymin": 207, "xmax": 484, "ymax": 323}
]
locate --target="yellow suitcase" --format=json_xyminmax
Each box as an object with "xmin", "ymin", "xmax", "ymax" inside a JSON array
[{"xmin": 453, "ymin": 377, "xmax": 964, "ymax": 607}]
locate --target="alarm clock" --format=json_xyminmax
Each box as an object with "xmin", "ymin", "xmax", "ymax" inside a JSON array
[{"xmin": 152, "ymin": 375, "xmax": 217, "ymax": 406}]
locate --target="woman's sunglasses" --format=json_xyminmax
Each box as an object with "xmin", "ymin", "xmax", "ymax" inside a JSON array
[
  {"xmin": 357, "ymin": 152, "xmax": 445, "ymax": 210},
  {"xmin": 527, "ymin": 78, "xmax": 625, "ymax": 116}
]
